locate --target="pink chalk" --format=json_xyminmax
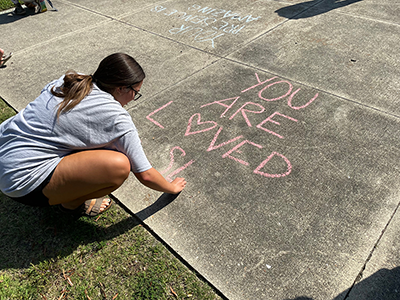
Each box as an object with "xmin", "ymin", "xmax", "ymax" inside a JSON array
[
  {"xmin": 288, "ymin": 89, "xmax": 319, "ymax": 110},
  {"xmin": 222, "ymin": 140, "xmax": 263, "ymax": 166},
  {"xmin": 160, "ymin": 146, "xmax": 186, "ymax": 174},
  {"xmin": 241, "ymin": 73, "xmax": 278, "ymax": 93},
  {"xmin": 256, "ymin": 112, "xmax": 298, "ymax": 139},
  {"xmin": 258, "ymin": 80, "xmax": 293, "ymax": 102},
  {"xmin": 166, "ymin": 159, "xmax": 195, "ymax": 182},
  {"xmin": 254, "ymin": 152, "xmax": 292, "ymax": 178},
  {"xmin": 229, "ymin": 102, "xmax": 265, "ymax": 127},
  {"xmin": 160, "ymin": 146, "xmax": 195, "ymax": 182},
  {"xmin": 146, "ymin": 101, "xmax": 174, "ymax": 129},
  {"xmin": 201, "ymin": 96, "xmax": 240, "ymax": 118},
  {"xmin": 185, "ymin": 113, "xmax": 218, "ymax": 136},
  {"xmin": 207, "ymin": 126, "xmax": 243, "ymax": 151}
]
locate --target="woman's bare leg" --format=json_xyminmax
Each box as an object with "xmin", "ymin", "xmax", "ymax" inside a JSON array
[{"xmin": 43, "ymin": 150, "xmax": 130, "ymax": 210}]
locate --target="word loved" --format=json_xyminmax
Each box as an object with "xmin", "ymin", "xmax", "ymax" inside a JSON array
[
  {"xmin": 151, "ymin": 4, "xmax": 261, "ymax": 48},
  {"xmin": 146, "ymin": 73, "xmax": 319, "ymax": 179}
]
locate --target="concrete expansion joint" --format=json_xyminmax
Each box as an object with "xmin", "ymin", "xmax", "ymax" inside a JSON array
[
  {"xmin": 336, "ymin": 11, "xmax": 400, "ymax": 27},
  {"xmin": 110, "ymin": 194, "xmax": 229, "ymax": 300},
  {"xmin": 58, "ymin": 0, "xmax": 115, "ymax": 21},
  {"xmin": 344, "ymin": 199, "xmax": 400, "ymax": 299}
]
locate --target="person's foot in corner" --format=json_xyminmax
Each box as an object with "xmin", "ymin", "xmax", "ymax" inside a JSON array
[{"xmin": 14, "ymin": 2, "xmax": 26, "ymax": 15}]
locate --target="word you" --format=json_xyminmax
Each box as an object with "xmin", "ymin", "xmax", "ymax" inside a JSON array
[
  {"xmin": 147, "ymin": 73, "xmax": 318, "ymax": 180},
  {"xmin": 151, "ymin": 4, "xmax": 261, "ymax": 48}
]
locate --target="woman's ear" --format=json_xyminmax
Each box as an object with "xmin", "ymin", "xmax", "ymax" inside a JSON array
[{"xmin": 116, "ymin": 87, "xmax": 124, "ymax": 95}]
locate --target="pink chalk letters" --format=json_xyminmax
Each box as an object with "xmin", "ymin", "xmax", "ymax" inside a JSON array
[
  {"xmin": 254, "ymin": 152, "xmax": 292, "ymax": 178},
  {"xmin": 146, "ymin": 100, "xmax": 173, "ymax": 129},
  {"xmin": 207, "ymin": 126, "xmax": 243, "ymax": 151},
  {"xmin": 222, "ymin": 140, "xmax": 263, "ymax": 166},
  {"xmin": 160, "ymin": 146, "xmax": 195, "ymax": 182},
  {"xmin": 146, "ymin": 73, "xmax": 318, "ymax": 179},
  {"xmin": 185, "ymin": 113, "xmax": 218, "ymax": 136},
  {"xmin": 256, "ymin": 112, "xmax": 298, "ymax": 139}
]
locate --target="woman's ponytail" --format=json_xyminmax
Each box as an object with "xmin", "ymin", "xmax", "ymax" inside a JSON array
[{"xmin": 51, "ymin": 71, "xmax": 94, "ymax": 118}]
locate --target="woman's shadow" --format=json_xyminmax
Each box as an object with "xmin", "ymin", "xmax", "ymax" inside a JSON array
[
  {"xmin": 0, "ymin": 192, "xmax": 178, "ymax": 270},
  {"xmin": 275, "ymin": 0, "xmax": 363, "ymax": 20}
]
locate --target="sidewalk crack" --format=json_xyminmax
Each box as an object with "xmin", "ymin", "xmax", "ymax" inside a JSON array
[{"xmin": 343, "ymin": 198, "xmax": 400, "ymax": 299}]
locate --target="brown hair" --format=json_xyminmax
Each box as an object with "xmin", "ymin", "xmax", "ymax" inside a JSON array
[{"xmin": 51, "ymin": 53, "xmax": 145, "ymax": 118}]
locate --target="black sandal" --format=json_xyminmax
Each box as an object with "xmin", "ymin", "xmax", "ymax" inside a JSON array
[{"xmin": 0, "ymin": 53, "xmax": 12, "ymax": 67}]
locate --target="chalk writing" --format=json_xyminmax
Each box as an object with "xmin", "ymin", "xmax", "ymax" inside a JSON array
[
  {"xmin": 241, "ymin": 75, "xmax": 277, "ymax": 93},
  {"xmin": 256, "ymin": 112, "xmax": 298, "ymax": 139},
  {"xmin": 161, "ymin": 146, "xmax": 195, "ymax": 182},
  {"xmin": 147, "ymin": 73, "xmax": 319, "ymax": 179},
  {"xmin": 229, "ymin": 102, "xmax": 265, "ymax": 127},
  {"xmin": 168, "ymin": 26, "xmax": 225, "ymax": 49},
  {"xmin": 222, "ymin": 140, "xmax": 263, "ymax": 166},
  {"xmin": 185, "ymin": 113, "xmax": 218, "ymax": 136},
  {"xmin": 146, "ymin": 100, "xmax": 173, "ymax": 129},
  {"xmin": 150, "ymin": 4, "xmax": 261, "ymax": 48},
  {"xmin": 201, "ymin": 96, "xmax": 240, "ymax": 118},
  {"xmin": 207, "ymin": 127, "xmax": 243, "ymax": 151},
  {"xmin": 254, "ymin": 152, "xmax": 292, "ymax": 178},
  {"xmin": 288, "ymin": 88, "xmax": 319, "ymax": 110},
  {"xmin": 258, "ymin": 80, "xmax": 293, "ymax": 102}
]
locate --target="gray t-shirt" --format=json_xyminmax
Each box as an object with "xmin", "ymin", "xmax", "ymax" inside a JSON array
[{"xmin": 0, "ymin": 76, "xmax": 152, "ymax": 198}]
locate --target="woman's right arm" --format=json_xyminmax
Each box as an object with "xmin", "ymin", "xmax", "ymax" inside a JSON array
[{"xmin": 134, "ymin": 167, "xmax": 186, "ymax": 194}]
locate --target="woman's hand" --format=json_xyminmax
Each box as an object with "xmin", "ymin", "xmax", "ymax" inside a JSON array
[
  {"xmin": 170, "ymin": 177, "xmax": 187, "ymax": 194},
  {"xmin": 134, "ymin": 168, "xmax": 187, "ymax": 194}
]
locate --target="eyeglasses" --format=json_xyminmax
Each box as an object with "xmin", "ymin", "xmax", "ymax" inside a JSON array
[{"xmin": 128, "ymin": 85, "xmax": 142, "ymax": 101}]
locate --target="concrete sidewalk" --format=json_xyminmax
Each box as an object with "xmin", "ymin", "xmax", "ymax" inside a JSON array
[{"xmin": 1, "ymin": 0, "xmax": 400, "ymax": 299}]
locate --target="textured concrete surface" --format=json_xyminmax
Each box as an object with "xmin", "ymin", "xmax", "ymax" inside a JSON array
[{"xmin": 1, "ymin": 0, "xmax": 400, "ymax": 299}]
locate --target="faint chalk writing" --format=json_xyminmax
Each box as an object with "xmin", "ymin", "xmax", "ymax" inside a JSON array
[{"xmin": 150, "ymin": 4, "xmax": 261, "ymax": 48}]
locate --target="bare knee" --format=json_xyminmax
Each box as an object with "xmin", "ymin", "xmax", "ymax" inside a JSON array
[{"xmin": 108, "ymin": 152, "xmax": 131, "ymax": 186}]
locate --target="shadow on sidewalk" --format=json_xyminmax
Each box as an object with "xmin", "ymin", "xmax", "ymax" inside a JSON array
[
  {"xmin": 134, "ymin": 192, "xmax": 180, "ymax": 221},
  {"xmin": 284, "ymin": 266, "xmax": 400, "ymax": 300},
  {"xmin": 275, "ymin": 0, "xmax": 363, "ymax": 20},
  {"xmin": 0, "ymin": 9, "xmax": 37, "ymax": 25},
  {"xmin": 0, "ymin": 6, "xmax": 56, "ymax": 25}
]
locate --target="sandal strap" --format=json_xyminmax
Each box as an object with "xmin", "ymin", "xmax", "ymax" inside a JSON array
[
  {"xmin": 85, "ymin": 199, "xmax": 96, "ymax": 215},
  {"xmin": 84, "ymin": 197, "xmax": 111, "ymax": 217},
  {"xmin": 59, "ymin": 197, "xmax": 112, "ymax": 218}
]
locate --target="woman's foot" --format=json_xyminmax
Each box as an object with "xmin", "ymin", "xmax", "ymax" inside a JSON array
[
  {"xmin": 0, "ymin": 53, "xmax": 12, "ymax": 67},
  {"xmin": 60, "ymin": 197, "xmax": 113, "ymax": 217}
]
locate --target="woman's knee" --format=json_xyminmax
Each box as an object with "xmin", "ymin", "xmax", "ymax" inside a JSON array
[{"xmin": 108, "ymin": 152, "xmax": 131, "ymax": 184}]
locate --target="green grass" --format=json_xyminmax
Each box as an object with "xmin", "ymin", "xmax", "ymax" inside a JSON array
[
  {"xmin": 0, "ymin": 98, "xmax": 15, "ymax": 123},
  {"xmin": 0, "ymin": 97, "xmax": 222, "ymax": 299},
  {"xmin": 0, "ymin": 0, "xmax": 16, "ymax": 11}
]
